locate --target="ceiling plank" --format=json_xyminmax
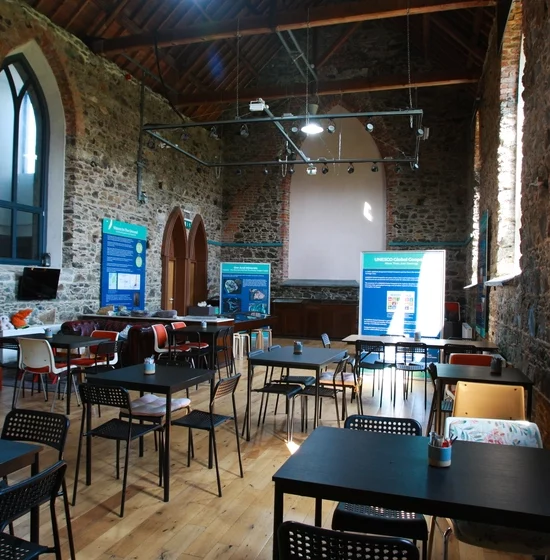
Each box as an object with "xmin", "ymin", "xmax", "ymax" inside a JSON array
[
  {"xmin": 316, "ymin": 22, "xmax": 361, "ymax": 69},
  {"xmin": 90, "ymin": 0, "xmax": 132, "ymax": 37},
  {"xmin": 430, "ymin": 14, "xmax": 486, "ymax": 61},
  {"xmin": 174, "ymin": 70, "xmax": 479, "ymax": 107},
  {"xmin": 90, "ymin": 0, "xmax": 497, "ymax": 54}
]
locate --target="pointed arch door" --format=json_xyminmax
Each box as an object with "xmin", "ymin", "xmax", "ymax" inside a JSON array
[
  {"xmin": 161, "ymin": 208, "xmax": 188, "ymax": 314},
  {"xmin": 187, "ymin": 215, "xmax": 208, "ymax": 308}
]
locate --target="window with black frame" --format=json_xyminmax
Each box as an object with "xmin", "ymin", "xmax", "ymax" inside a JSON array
[{"xmin": 0, "ymin": 55, "xmax": 48, "ymax": 264}]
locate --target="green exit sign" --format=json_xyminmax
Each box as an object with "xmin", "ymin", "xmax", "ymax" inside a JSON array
[{"xmin": 184, "ymin": 219, "xmax": 192, "ymax": 229}]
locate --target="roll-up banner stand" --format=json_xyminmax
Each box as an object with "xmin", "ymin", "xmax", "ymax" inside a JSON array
[
  {"xmin": 220, "ymin": 262, "xmax": 271, "ymax": 315},
  {"xmin": 101, "ymin": 218, "xmax": 147, "ymax": 310},
  {"xmin": 359, "ymin": 251, "xmax": 446, "ymax": 338}
]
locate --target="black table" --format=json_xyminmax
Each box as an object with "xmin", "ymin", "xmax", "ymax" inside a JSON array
[
  {"xmin": 0, "ymin": 439, "xmax": 42, "ymax": 542},
  {"xmin": 87, "ymin": 363, "xmax": 215, "ymax": 501},
  {"xmin": 246, "ymin": 346, "xmax": 346, "ymax": 440},
  {"xmin": 435, "ymin": 363, "xmax": 533, "ymax": 430},
  {"xmin": 272, "ymin": 426, "xmax": 550, "ymax": 559},
  {"xmin": 343, "ymin": 334, "xmax": 499, "ymax": 352}
]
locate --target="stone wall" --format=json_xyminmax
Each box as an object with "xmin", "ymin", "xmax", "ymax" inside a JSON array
[{"xmin": 0, "ymin": 0, "xmax": 222, "ymax": 323}]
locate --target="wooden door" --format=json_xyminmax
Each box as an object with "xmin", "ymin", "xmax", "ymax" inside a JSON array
[
  {"xmin": 161, "ymin": 208, "xmax": 188, "ymax": 315},
  {"xmin": 187, "ymin": 215, "xmax": 208, "ymax": 308}
]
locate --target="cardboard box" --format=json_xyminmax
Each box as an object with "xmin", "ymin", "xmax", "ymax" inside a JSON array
[{"xmin": 187, "ymin": 306, "xmax": 218, "ymax": 316}]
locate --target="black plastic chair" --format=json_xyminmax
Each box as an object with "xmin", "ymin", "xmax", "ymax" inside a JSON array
[
  {"xmin": 426, "ymin": 363, "xmax": 453, "ymax": 435},
  {"xmin": 214, "ymin": 326, "xmax": 235, "ymax": 377},
  {"xmin": 355, "ymin": 340, "xmax": 389, "ymax": 406},
  {"xmin": 394, "ymin": 343, "xmax": 428, "ymax": 407},
  {"xmin": 246, "ymin": 350, "xmax": 303, "ymax": 442},
  {"xmin": 0, "ymin": 461, "xmax": 68, "ymax": 560},
  {"xmin": 171, "ymin": 374, "xmax": 243, "ymax": 497},
  {"xmin": 331, "ymin": 415, "xmax": 428, "ymax": 560},
  {"xmin": 442, "ymin": 343, "xmax": 477, "ymax": 363},
  {"xmin": 72, "ymin": 384, "xmax": 163, "ymax": 517},
  {"xmin": 279, "ymin": 521, "xmax": 420, "ymax": 560},
  {"xmin": 1, "ymin": 409, "xmax": 75, "ymax": 560}
]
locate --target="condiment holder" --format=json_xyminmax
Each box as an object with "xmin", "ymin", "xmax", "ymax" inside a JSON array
[
  {"xmin": 428, "ymin": 432, "xmax": 453, "ymax": 467},
  {"xmin": 44, "ymin": 327, "xmax": 53, "ymax": 339},
  {"xmin": 144, "ymin": 357, "xmax": 156, "ymax": 375},
  {"xmin": 293, "ymin": 341, "xmax": 303, "ymax": 354},
  {"xmin": 201, "ymin": 321, "xmax": 207, "ymax": 329}
]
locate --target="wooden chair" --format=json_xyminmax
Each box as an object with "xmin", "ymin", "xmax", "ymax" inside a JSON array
[{"xmin": 452, "ymin": 381, "xmax": 525, "ymax": 419}]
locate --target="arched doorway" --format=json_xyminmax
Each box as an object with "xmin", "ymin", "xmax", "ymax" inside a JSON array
[
  {"xmin": 161, "ymin": 208, "xmax": 188, "ymax": 314},
  {"xmin": 187, "ymin": 215, "xmax": 208, "ymax": 308}
]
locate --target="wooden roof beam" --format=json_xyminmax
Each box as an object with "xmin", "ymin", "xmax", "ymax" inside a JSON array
[
  {"xmin": 90, "ymin": 0, "xmax": 497, "ymax": 54},
  {"xmin": 174, "ymin": 70, "xmax": 479, "ymax": 107}
]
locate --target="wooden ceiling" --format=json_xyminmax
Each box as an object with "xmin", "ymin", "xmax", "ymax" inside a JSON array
[{"xmin": 25, "ymin": 0, "xmax": 508, "ymax": 121}]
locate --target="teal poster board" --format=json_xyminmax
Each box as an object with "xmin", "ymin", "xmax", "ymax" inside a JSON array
[
  {"xmin": 101, "ymin": 219, "xmax": 147, "ymax": 310},
  {"xmin": 220, "ymin": 262, "xmax": 271, "ymax": 315},
  {"xmin": 359, "ymin": 251, "xmax": 446, "ymax": 337}
]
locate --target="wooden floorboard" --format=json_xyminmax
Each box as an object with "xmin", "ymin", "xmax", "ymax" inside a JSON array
[{"xmin": 0, "ymin": 337, "xmax": 528, "ymax": 560}]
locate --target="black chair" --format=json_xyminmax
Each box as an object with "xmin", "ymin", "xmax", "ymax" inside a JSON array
[
  {"xmin": 72, "ymin": 384, "xmax": 163, "ymax": 517},
  {"xmin": 425, "ymin": 363, "xmax": 453, "ymax": 435},
  {"xmin": 279, "ymin": 521, "xmax": 420, "ymax": 560},
  {"xmin": 1, "ymin": 409, "xmax": 75, "ymax": 560},
  {"xmin": 301, "ymin": 355, "xmax": 354, "ymax": 429},
  {"xmin": 394, "ymin": 343, "xmax": 428, "ymax": 407},
  {"xmin": 171, "ymin": 374, "xmax": 243, "ymax": 497},
  {"xmin": 82, "ymin": 339, "xmax": 125, "ymax": 375},
  {"xmin": 179, "ymin": 330, "xmax": 210, "ymax": 369},
  {"xmin": 246, "ymin": 350, "xmax": 303, "ymax": 442},
  {"xmin": 442, "ymin": 343, "xmax": 477, "ymax": 363},
  {"xmin": 355, "ymin": 340, "xmax": 389, "ymax": 406},
  {"xmin": 0, "ymin": 461, "xmax": 68, "ymax": 560},
  {"xmin": 331, "ymin": 415, "xmax": 428, "ymax": 560},
  {"xmin": 214, "ymin": 326, "xmax": 235, "ymax": 377}
]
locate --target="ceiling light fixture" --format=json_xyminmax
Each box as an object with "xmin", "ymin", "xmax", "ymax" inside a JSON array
[
  {"xmin": 322, "ymin": 164, "xmax": 329, "ymax": 174},
  {"xmin": 290, "ymin": 124, "xmax": 299, "ymax": 133},
  {"xmin": 371, "ymin": 163, "xmax": 379, "ymax": 172},
  {"xmin": 348, "ymin": 163, "xmax": 355, "ymax": 174},
  {"xmin": 240, "ymin": 124, "xmax": 250, "ymax": 138},
  {"xmin": 411, "ymin": 162, "xmax": 419, "ymax": 170},
  {"xmin": 365, "ymin": 122, "xmax": 374, "ymax": 133},
  {"xmin": 301, "ymin": 121, "xmax": 323, "ymax": 135},
  {"xmin": 306, "ymin": 163, "xmax": 317, "ymax": 175},
  {"xmin": 326, "ymin": 122, "xmax": 336, "ymax": 134}
]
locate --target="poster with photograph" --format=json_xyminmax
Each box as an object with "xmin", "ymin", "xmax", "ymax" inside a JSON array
[
  {"xmin": 101, "ymin": 218, "xmax": 147, "ymax": 310},
  {"xmin": 220, "ymin": 262, "xmax": 271, "ymax": 315}
]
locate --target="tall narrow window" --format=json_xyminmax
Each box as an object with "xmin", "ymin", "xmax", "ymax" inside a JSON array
[{"xmin": 0, "ymin": 56, "xmax": 48, "ymax": 263}]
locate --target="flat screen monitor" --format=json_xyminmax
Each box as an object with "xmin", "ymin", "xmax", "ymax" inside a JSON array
[{"xmin": 18, "ymin": 267, "xmax": 61, "ymax": 301}]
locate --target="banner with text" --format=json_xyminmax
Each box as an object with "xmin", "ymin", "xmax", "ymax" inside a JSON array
[
  {"xmin": 220, "ymin": 262, "xmax": 271, "ymax": 315},
  {"xmin": 101, "ymin": 219, "xmax": 147, "ymax": 310},
  {"xmin": 359, "ymin": 251, "xmax": 445, "ymax": 337}
]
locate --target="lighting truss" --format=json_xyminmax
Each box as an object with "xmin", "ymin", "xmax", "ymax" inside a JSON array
[{"xmin": 143, "ymin": 107, "xmax": 424, "ymax": 168}]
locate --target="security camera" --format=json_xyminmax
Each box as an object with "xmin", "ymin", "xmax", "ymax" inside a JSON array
[{"xmin": 306, "ymin": 164, "xmax": 317, "ymax": 176}]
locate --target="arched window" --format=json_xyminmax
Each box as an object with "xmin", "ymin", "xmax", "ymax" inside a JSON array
[{"xmin": 0, "ymin": 55, "xmax": 48, "ymax": 264}]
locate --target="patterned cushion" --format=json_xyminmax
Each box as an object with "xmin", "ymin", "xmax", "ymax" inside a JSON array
[
  {"xmin": 129, "ymin": 394, "xmax": 191, "ymax": 417},
  {"xmin": 444, "ymin": 417, "xmax": 542, "ymax": 448}
]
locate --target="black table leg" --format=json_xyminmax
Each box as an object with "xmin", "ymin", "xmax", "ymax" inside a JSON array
[
  {"xmin": 164, "ymin": 390, "xmax": 171, "ymax": 502},
  {"xmin": 315, "ymin": 498, "xmax": 322, "ymax": 526},
  {"xmin": 313, "ymin": 367, "xmax": 320, "ymax": 430},
  {"xmin": 85, "ymin": 401, "xmax": 92, "ymax": 485},
  {"xmin": 65, "ymin": 349, "xmax": 72, "ymax": 414},
  {"xmin": 30, "ymin": 453, "xmax": 40, "ymax": 543},
  {"xmin": 246, "ymin": 361, "xmax": 253, "ymax": 441},
  {"xmin": 273, "ymin": 484, "xmax": 283, "ymax": 560}
]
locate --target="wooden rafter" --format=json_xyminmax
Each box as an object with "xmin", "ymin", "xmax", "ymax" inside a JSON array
[
  {"xmin": 174, "ymin": 70, "xmax": 479, "ymax": 107},
  {"xmin": 90, "ymin": 0, "xmax": 131, "ymax": 37},
  {"xmin": 316, "ymin": 22, "xmax": 362, "ymax": 69},
  {"xmin": 90, "ymin": 0, "xmax": 497, "ymax": 54},
  {"xmin": 431, "ymin": 14, "xmax": 485, "ymax": 61}
]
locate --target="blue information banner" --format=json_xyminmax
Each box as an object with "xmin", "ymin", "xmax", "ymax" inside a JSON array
[
  {"xmin": 101, "ymin": 219, "xmax": 147, "ymax": 310},
  {"xmin": 220, "ymin": 262, "xmax": 271, "ymax": 315},
  {"xmin": 359, "ymin": 251, "xmax": 445, "ymax": 338}
]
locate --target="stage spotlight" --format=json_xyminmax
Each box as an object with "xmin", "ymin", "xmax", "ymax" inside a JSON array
[
  {"xmin": 306, "ymin": 164, "xmax": 318, "ymax": 176},
  {"xmin": 416, "ymin": 128, "xmax": 425, "ymax": 137},
  {"xmin": 209, "ymin": 126, "xmax": 219, "ymax": 139},
  {"xmin": 327, "ymin": 122, "xmax": 336, "ymax": 134},
  {"xmin": 322, "ymin": 164, "xmax": 329, "ymax": 174},
  {"xmin": 291, "ymin": 125, "xmax": 299, "ymax": 133},
  {"xmin": 410, "ymin": 162, "xmax": 420, "ymax": 170},
  {"xmin": 236, "ymin": 168, "xmax": 242, "ymax": 175},
  {"xmin": 365, "ymin": 122, "xmax": 374, "ymax": 133},
  {"xmin": 288, "ymin": 165, "xmax": 295, "ymax": 174},
  {"xmin": 263, "ymin": 166, "xmax": 269, "ymax": 175},
  {"xmin": 240, "ymin": 124, "xmax": 250, "ymax": 138},
  {"xmin": 371, "ymin": 163, "xmax": 379, "ymax": 172},
  {"xmin": 395, "ymin": 164, "xmax": 402, "ymax": 173},
  {"xmin": 347, "ymin": 163, "xmax": 355, "ymax": 174}
]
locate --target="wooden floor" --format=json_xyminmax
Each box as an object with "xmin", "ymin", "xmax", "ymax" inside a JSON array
[{"xmin": 0, "ymin": 337, "xmax": 528, "ymax": 560}]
